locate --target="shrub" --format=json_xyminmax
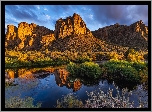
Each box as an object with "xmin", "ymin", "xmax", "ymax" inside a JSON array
[
  {"xmin": 143, "ymin": 53, "xmax": 148, "ymax": 60},
  {"xmin": 56, "ymin": 93, "xmax": 84, "ymax": 108},
  {"xmin": 132, "ymin": 61, "xmax": 147, "ymax": 71},
  {"xmin": 84, "ymin": 84, "xmax": 147, "ymax": 108},
  {"xmin": 118, "ymin": 66, "xmax": 140, "ymax": 82},
  {"xmin": 79, "ymin": 62, "xmax": 101, "ymax": 79},
  {"xmin": 66, "ymin": 62, "xmax": 79, "ymax": 76},
  {"xmin": 95, "ymin": 52, "xmax": 110, "ymax": 61},
  {"xmin": 67, "ymin": 62, "xmax": 102, "ymax": 79},
  {"xmin": 101, "ymin": 60, "xmax": 141, "ymax": 83},
  {"xmin": 74, "ymin": 56, "xmax": 92, "ymax": 64},
  {"xmin": 56, "ymin": 82, "xmax": 147, "ymax": 108},
  {"xmin": 52, "ymin": 58, "xmax": 69, "ymax": 66},
  {"xmin": 108, "ymin": 52, "xmax": 119, "ymax": 60},
  {"xmin": 5, "ymin": 96, "xmax": 41, "ymax": 108}
]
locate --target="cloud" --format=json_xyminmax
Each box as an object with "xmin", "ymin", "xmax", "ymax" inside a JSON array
[
  {"xmin": 5, "ymin": 5, "xmax": 148, "ymax": 31},
  {"xmin": 44, "ymin": 8, "xmax": 48, "ymax": 11},
  {"xmin": 45, "ymin": 15, "xmax": 51, "ymax": 20},
  {"xmin": 5, "ymin": 5, "xmax": 49, "ymax": 25},
  {"xmin": 81, "ymin": 7, "xmax": 87, "ymax": 10},
  {"xmin": 88, "ymin": 14, "xmax": 93, "ymax": 20},
  {"xmin": 88, "ymin": 5, "xmax": 148, "ymax": 26},
  {"xmin": 5, "ymin": 5, "xmax": 38, "ymax": 20},
  {"xmin": 36, "ymin": 5, "xmax": 40, "ymax": 9}
]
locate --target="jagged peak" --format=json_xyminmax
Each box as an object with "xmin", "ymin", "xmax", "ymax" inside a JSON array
[{"xmin": 73, "ymin": 13, "xmax": 80, "ymax": 17}]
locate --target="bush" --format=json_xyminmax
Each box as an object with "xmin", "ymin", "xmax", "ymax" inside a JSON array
[
  {"xmin": 79, "ymin": 62, "xmax": 101, "ymax": 79},
  {"xmin": 132, "ymin": 61, "xmax": 147, "ymax": 71},
  {"xmin": 5, "ymin": 96, "xmax": 41, "ymax": 108},
  {"xmin": 56, "ymin": 82, "xmax": 147, "ymax": 108},
  {"xmin": 56, "ymin": 93, "xmax": 84, "ymax": 108},
  {"xmin": 74, "ymin": 56, "xmax": 92, "ymax": 64},
  {"xmin": 101, "ymin": 60, "xmax": 141, "ymax": 83},
  {"xmin": 67, "ymin": 62, "xmax": 101, "ymax": 79},
  {"xmin": 143, "ymin": 53, "xmax": 148, "ymax": 60},
  {"xmin": 66, "ymin": 62, "xmax": 79, "ymax": 76}
]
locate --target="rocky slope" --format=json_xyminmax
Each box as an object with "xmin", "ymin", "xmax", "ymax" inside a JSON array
[
  {"xmin": 92, "ymin": 20, "xmax": 148, "ymax": 50},
  {"xmin": 50, "ymin": 13, "xmax": 128, "ymax": 52},
  {"xmin": 5, "ymin": 13, "xmax": 148, "ymax": 52}
]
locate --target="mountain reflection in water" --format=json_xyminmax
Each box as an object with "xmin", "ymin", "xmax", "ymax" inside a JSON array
[{"xmin": 5, "ymin": 67, "xmax": 148, "ymax": 108}]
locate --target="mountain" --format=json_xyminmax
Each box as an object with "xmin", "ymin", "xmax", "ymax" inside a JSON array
[
  {"xmin": 92, "ymin": 20, "xmax": 148, "ymax": 50},
  {"xmin": 5, "ymin": 13, "xmax": 148, "ymax": 52}
]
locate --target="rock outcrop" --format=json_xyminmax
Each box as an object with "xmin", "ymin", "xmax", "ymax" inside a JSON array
[
  {"xmin": 54, "ymin": 13, "xmax": 92, "ymax": 39},
  {"xmin": 92, "ymin": 20, "xmax": 148, "ymax": 50},
  {"xmin": 5, "ymin": 13, "xmax": 148, "ymax": 52},
  {"xmin": 5, "ymin": 25, "xmax": 19, "ymax": 50},
  {"xmin": 5, "ymin": 22, "xmax": 55, "ymax": 51},
  {"xmin": 50, "ymin": 13, "xmax": 128, "ymax": 52}
]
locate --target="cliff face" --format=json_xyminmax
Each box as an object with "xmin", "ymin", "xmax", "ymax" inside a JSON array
[
  {"xmin": 54, "ymin": 13, "xmax": 92, "ymax": 39},
  {"xmin": 5, "ymin": 13, "xmax": 148, "ymax": 52},
  {"xmin": 5, "ymin": 25, "xmax": 18, "ymax": 50},
  {"xmin": 92, "ymin": 20, "xmax": 148, "ymax": 50},
  {"xmin": 5, "ymin": 22, "xmax": 55, "ymax": 51}
]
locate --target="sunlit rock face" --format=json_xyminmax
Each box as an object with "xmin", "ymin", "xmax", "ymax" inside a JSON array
[
  {"xmin": 54, "ymin": 13, "xmax": 93, "ymax": 39},
  {"xmin": 5, "ymin": 22, "xmax": 55, "ymax": 51},
  {"xmin": 92, "ymin": 20, "xmax": 148, "ymax": 50},
  {"xmin": 5, "ymin": 25, "xmax": 19, "ymax": 50},
  {"xmin": 5, "ymin": 13, "xmax": 148, "ymax": 52}
]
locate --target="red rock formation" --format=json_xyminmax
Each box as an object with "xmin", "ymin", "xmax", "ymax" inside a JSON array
[
  {"xmin": 5, "ymin": 22, "xmax": 55, "ymax": 51},
  {"xmin": 5, "ymin": 25, "xmax": 19, "ymax": 50},
  {"xmin": 5, "ymin": 13, "xmax": 148, "ymax": 52},
  {"xmin": 54, "ymin": 13, "xmax": 92, "ymax": 39}
]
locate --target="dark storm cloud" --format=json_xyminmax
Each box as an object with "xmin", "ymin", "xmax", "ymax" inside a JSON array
[
  {"xmin": 88, "ymin": 5, "xmax": 148, "ymax": 26},
  {"xmin": 129, "ymin": 5, "xmax": 148, "ymax": 25}
]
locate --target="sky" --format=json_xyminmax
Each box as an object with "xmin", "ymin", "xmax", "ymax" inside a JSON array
[{"xmin": 5, "ymin": 5, "xmax": 148, "ymax": 32}]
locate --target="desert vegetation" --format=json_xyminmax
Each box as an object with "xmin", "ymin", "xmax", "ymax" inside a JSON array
[
  {"xmin": 4, "ymin": 13, "xmax": 148, "ymax": 108},
  {"xmin": 5, "ymin": 96, "xmax": 41, "ymax": 108},
  {"xmin": 56, "ymin": 81, "xmax": 147, "ymax": 108},
  {"xmin": 5, "ymin": 48, "xmax": 147, "ymax": 68}
]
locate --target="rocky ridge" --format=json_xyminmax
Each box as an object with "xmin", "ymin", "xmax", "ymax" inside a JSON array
[
  {"xmin": 92, "ymin": 20, "xmax": 148, "ymax": 50},
  {"xmin": 5, "ymin": 13, "xmax": 148, "ymax": 52}
]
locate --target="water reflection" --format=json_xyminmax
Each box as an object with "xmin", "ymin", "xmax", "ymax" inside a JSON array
[
  {"xmin": 54, "ymin": 69, "xmax": 82, "ymax": 92},
  {"xmin": 5, "ymin": 67, "xmax": 143, "ymax": 92},
  {"xmin": 5, "ymin": 67, "xmax": 148, "ymax": 108}
]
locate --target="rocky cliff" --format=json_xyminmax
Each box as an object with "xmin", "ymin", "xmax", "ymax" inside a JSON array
[
  {"xmin": 5, "ymin": 22, "xmax": 55, "ymax": 51},
  {"xmin": 92, "ymin": 20, "xmax": 148, "ymax": 50},
  {"xmin": 54, "ymin": 13, "xmax": 92, "ymax": 39},
  {"xmin": 5, "ymin": 13, "xmax": 148, "ymax": 52}
]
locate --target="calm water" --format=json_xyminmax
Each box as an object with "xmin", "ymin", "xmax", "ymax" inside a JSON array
[{"xmin": 5, "ymin": 68, "xmax": 148, "ymax": 108}]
